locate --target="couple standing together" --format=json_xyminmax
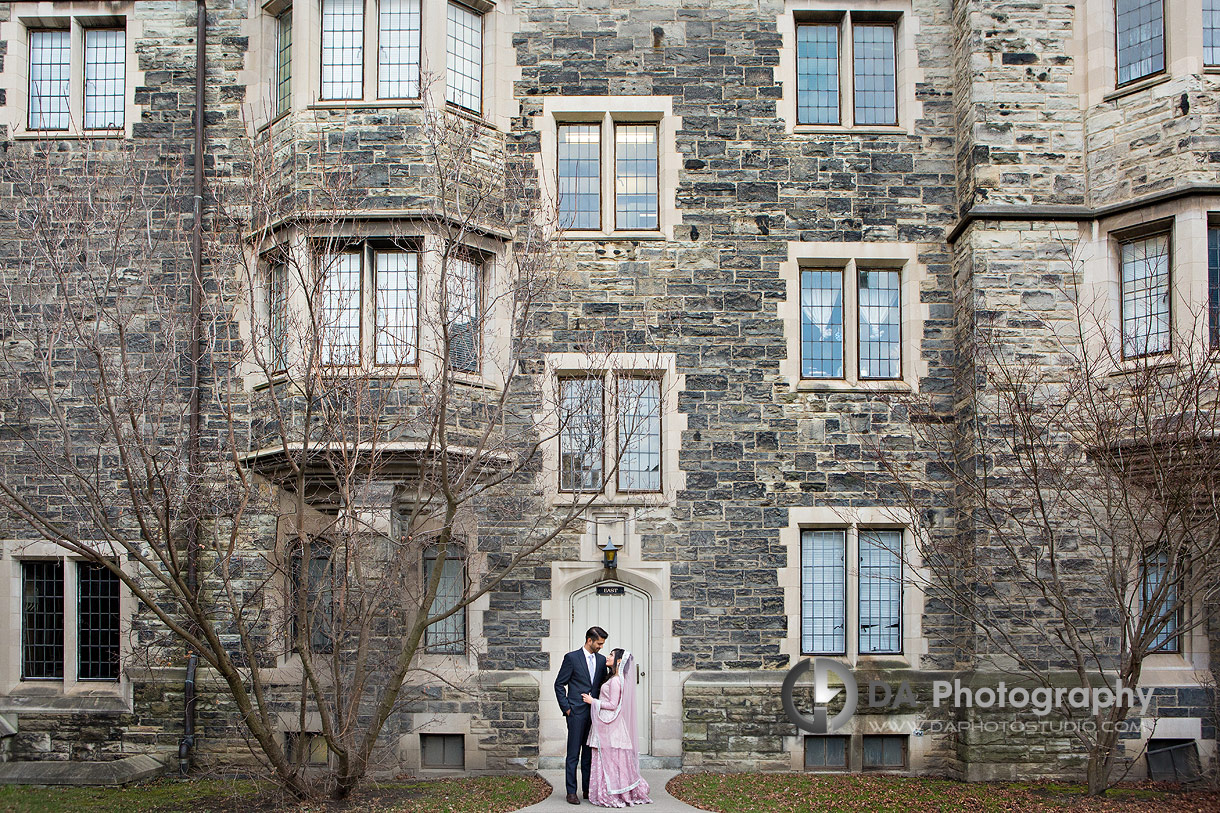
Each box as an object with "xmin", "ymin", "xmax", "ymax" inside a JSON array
[{"xmin": 553, "ymin": 626, "xmax": 653, "ymax": 807}]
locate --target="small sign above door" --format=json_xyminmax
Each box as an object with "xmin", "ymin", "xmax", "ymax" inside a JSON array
[{"xmin": 596, "ymin": 585, "xmax": 625, "ymax": 596}]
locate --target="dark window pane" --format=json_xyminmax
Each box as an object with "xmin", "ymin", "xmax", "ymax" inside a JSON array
[
  {"xmin": 1208, "ymin": 226, "xmax": 1219, "ymax": 349},
  {"xmin": 78, "ymin": 563, "xmax": 120, "ymax": 681},
  {"xmin": 797, "ymin": 24, "xmax": 839, "ymax": 124},
  {"xmin": 1116, "ymin": 0, "xmax": 1164, "ymax": 85},
  {"xmin": 1120, "ymin": 233, "xmax": 1170, "ymax": 358},
  {"xmin": 559, "ymin": 377, "xmax": 604, "ymax": 491},
  {"xmin": 267, "ymin": 262, "xmax": 289, "ymax": 371},
  {"xmin": 853, "ymin": 24, "xmax": 896, "ymax": 125},
  {"xmin": 1147, "ymin": 739, "xmax": 1201, "ymax": 781},
  {"xmin": 800, "ymin": 268, "xmax": 844, "ymax": 379},
  {"xmin": 863, "ymin": 735, "xmax": 907, "ymax": 768},
  {"xmin": 421, "ymin": 733, "xmax": 465, "ymax": 768},
  {"xmin": 801, "ymin": 530, "xmax": 845, "ymax": 653},
  {"xmin": 290, "ymin": 547, "xmax": 334, "ymax": 654},
  {"xmin": 424, "ymin": 547, "xmax": 466, "ymax": 654},
  {"xmin": 558, "ymin": 124, "xmax": 601, "ymax": 230},
  {"xmin": 804, "ymin": 736, "xmax": 848, "ymax": 768},
  {"xmin": 276, "ymin": 11, "xmax": 292, "ymax": 115},
  {"xmin": 1141, "ymin": 550, "xmax": 1180, "ymax": 653},
  {"xmin": 1207, "ymin": 0, "xmax": 1220, "ymax": 65},
  {"xmin": 858, "ymin": 269, "xmax": 901, "ymax": 379},
  {"xmin": 445, "ymin": 257, "xmax": 480, "ymax": 372},
  {"xmin": 22, "ymin": 561, "xmax": 64, "ymax": 680}
]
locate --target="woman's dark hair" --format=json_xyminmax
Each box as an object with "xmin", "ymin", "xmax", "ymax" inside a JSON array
[{"xmin": 607, "ymin": 648, "xmax": 626, "ymax": 677}]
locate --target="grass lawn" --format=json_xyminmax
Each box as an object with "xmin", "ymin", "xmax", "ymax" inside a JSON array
[
  {"xmin": 667, "ymin": 773, "xmax": 1220, "ymax": 812},
  {"xmin": 0, "ymin": 775, "xmax": 550, "ymax": 813}
]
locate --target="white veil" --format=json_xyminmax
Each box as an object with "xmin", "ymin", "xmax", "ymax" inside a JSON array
[{"xmin": 596, "ymin": 650, "xmax": 639, "ymax": 752}]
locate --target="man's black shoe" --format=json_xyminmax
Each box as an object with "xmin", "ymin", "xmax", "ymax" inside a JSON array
[{"xmin": 566, "ymin": 793, "xmax": 580, "ymax": 805}]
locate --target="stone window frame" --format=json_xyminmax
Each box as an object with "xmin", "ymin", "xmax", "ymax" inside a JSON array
[
  {"xmin": 781, "ymin": 507, "xmax": 928, "ymax": 669},
  {"xmin": 1078, "ymin": 0, "xmax": 1211, "ymax": 105},
  {"xmin": 536, "ymin": 97, "xmax": 683, "ymax": 242},
  {"xmin": 0, "ymin": 3, "xmax": 145, "ymax": 140},
  {"xmin": 0, "ymin": 541, "xmax": 133, "ymax": 703},
  {"xmin": 780, "ymin": 241, "xmax": 928, "ymax": 393},
  {"xmin": 247, "ymin": 224, "xmax": 511, "ymax": 391},
  {"xmin": 1079, "ymin": 197, "xmax": 1220, "ymax": 365},
  {"xmin": 253, "ymin": 0, "xmax": 519, "ymax": 131},
  {"xmin": 777, "ymin": 0, "xmax": 923, "ymax": 136},
  {"xmin": 541, "ymin": 352, "xmax": 687, "ymax": 508}
]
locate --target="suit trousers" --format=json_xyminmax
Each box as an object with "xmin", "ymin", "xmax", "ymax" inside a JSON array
[{"xmin": 564, "ymin": 706, "xmax": 593, "ymax": 795}]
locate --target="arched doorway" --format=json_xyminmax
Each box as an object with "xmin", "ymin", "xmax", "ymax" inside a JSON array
[{"xmin": 570, "ymin": 581, "xmax": 652, "ymax": 754}]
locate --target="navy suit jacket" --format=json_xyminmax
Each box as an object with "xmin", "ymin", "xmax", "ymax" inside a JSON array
[{"xmin": 554, "ymin": 648, "xmax": 606, "ymax": 715}]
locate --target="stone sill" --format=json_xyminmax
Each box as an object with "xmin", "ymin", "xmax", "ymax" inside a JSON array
[
  {"xmin": 1103, "ymin": 72, "xmax": 1171, "ymax": 103},
  {"xmin": 792, "ymin": 125, "xmax": 908, "ymax": 137},
  {"xmin": 790, "ymin": 379, "xmax": 912, "ymax": 394},
  {"xmin": 305, "ymin": 100, "xmax": 497, "ymax": 130},
  {"xmin": 0, "ymin": 692, "xmax": 130, "ymax": 715},
  {"xmin": 561, "ymin": 232, "xmax": 668, "ymax": 242},
  {"xmin": 250, "ymin": 369, "xmax": 500, "ymax": 393},
  {"xmin": 11, "ymin": 131, "xmax": 126, "ymax": 142}
]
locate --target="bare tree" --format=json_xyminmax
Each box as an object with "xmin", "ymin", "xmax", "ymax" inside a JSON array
[
  {"xmin": 874, "ymin": 241, "xmax": 1220, "ymax": 795},
  {"xmin": 0, "ymin": 93, "xmax": 662, "ymax": 800}
]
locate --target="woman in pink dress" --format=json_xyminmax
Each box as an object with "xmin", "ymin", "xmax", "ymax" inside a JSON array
[{"xmin": 580, "ymin": 648, "xmax": 652, "ymax": 807}]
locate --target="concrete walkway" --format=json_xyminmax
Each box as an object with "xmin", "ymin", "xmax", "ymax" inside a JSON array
[{"xmin": 519, "ymin": 769, "xmax": 705, "ymax": 812}]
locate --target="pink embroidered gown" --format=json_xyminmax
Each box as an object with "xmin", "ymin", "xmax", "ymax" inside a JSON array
[{"xmin": 586, "ymin": 674, "xmax": 652, "ymax": 807}]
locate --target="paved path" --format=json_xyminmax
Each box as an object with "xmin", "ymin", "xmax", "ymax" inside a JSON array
[{"xmin": 519, "ymin": 769, "xmax": 705, "ymax": 812}]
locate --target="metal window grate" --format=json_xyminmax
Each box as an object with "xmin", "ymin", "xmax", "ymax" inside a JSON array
[
  {"xmin": 800, "ymin": 269, "xmax": 844, "ymax": 379},
  {"xmin": 853, "ymin": 24, "xmax": 896, "ymax": 126},
  {"xmin": 801, "ymin": 530, "xmax": 846, "ymax": 654},
  {"xmin": 796, "ymin": 24, "xmax": 839, "ymax": 125},
  {"xmin": 1120, "ymin": 233, "xmax": 1170, "ymax": 358},
  {"xmin": 379, "ymin": 0, "xmax": 421, "ymax": 99},
  {"xmin": 78, "ymin": 563, "xmax": 120, "ymax": 681},
  {"xmin": 446, "ymin": 3, "xmax": 482, "ymax": 112},
  {"xmin": 1116, "ymin": 0, "xmax": 1164, "ymax": 85},
  {"xmin": 321, "ymin": 253, "xmax": 362, "ymax": 365},
  {"xmin": 445, "ymin": 257, "xmax": 480, "ymax": 372},
  {"xmin": 1209, "ymin": 226, "xmax": 1219, "ymax": 349},
  {"xmin": 29, "ymin": 30, "xmax": 70, "ymax": 130},
  {"xmin": 1207, "ymin": 0, "xmax": 1220, "ymax": 65},
  {"xmin": 276, "ymin": 11, "xmax": 292, "ymax": 116},
  {"xmin": 321, "ymin": 0, "xmax": 364, "ymax": 100},
  {"xmin": 424, "ymin": 547, "xmax": 466, "ymax": 654},
  {"xmin": 617, "ymin": 377, "xmax": 661, "ymax": 492},
  {"xmin": 614, "ymin": 124, "xmax": 659, "ymax": 230},
  {"xmin": 559, "ymin": 377, "xmax": 604, "ymax": 492},
  {"xmin": 858, "ymin": 269, "xmax": 901, "ymax": 379},
  {"xmin": 558, "ymin": 124, "xmax": 601, "ymax": 230},
  {"xmin": 286, "ymin": 731, "xmax": 330, "ymax": 766},
  {"xmin": 1141, "ymin": 550, "xmax": 1180, "ymax": 653},
  {"xmin": 375, "ymin": 251, "xmax": 419, "ymax": 365},
  {"xmin": 804, "ymin": 736, "xmax": 849, "ymax": 769},
  {"xmin": 267, "ymin": 262, "xmax": 289, "ymax": 370},
  {"xmin": 420, "ymin": 733, "xmax": 465, "ymax": 768},
  {"xmin": 22, "ymin": 561, "xmax": 64, "ymax": 680},
  {"xmin": 859, "ymin": 530, "xmax": 902, "ymax": 654},
  {"xmin": 84, "ymin": 29, "xmax": 125, "ymax": 129}
]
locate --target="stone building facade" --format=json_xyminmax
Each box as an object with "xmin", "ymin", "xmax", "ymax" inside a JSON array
[{"xmin": 0, "ymin": 0, "xmax": 1216, "ymax": 785}]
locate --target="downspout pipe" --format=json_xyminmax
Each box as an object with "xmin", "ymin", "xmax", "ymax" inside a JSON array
[{"xmin": 181, "ymin": 0, "xmax": 206, "ymax": 778}]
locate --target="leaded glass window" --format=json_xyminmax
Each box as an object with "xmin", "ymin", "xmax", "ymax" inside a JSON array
[
  {"xmin": 84, "ymin": 29, "xmax": 126, "ymax": 129},
  {"xmin": 77, "ymin": 563, "xmax": 120, "ymax": 681},
  {"xmin": 1142, "ymin": 551, "xmax": 1180, "ymax": 653},
  {"xmin": 1120, "ymin": 232, "xmax": 1170, "ymax": 358},
  {"xmin": 375, "ymin": 251, "xmax": 419, "ymax": 365},
  {"xmin": 290, "ymin": 545, "xmax": 334, "ymax": 654},
  {"xmin": 1209, "ymin": 224, "xmax": 1219, "ymax": 349},
  {"xmin": 267, "ymin": 261, "xmax": 289, "ymax": 371},
  {"xmin": 1207, "ymin": 0, "xmax": 1220, "ymax": 66},
  {"xmin": 615, "ymin": 124, "xmax": 659, "ymax": 230},
  {"xmin": 852, "ymin": 24, "xmax": 896, "ymax": 126},
  {"xmin": 858, "ymin": 530, "xmax": 902, "ymax": 654},
  {"xmin": 22, "ymin": 561, "xmax": 64, "ymax": 680},
  {"xmin": 320, "ymin": 252, "xmax": 362, "ymax": 365},
  {"xmin": 558, "ymin": 124, "xmax": 602, "ymax": 230},
  {"xmin": 797, "ymin": 23, "xmax": 839, "ymax": 125},
  {"xmin": 445, "ymin": 256, "xmax": 480, "ymax": 372},
  {"xmin": 1116, "ymin": 0, "xmax": 1165, "ymax": 86},
  {"xmin": 379, "ymin": 0, "xmax": 421, "ymax": 99},
  {"xmin": 423, "ymin": 546, "xmax": 466, "ymax": 654},
  {"xmin": 617, "ymin": 377, "xmax": 661, "ymax": 492},
  {"xmin": 801, "ymin": 530, "xmax": 846, "ymax": 654},
  {"xmin": 321, "ymin": 0, "xmax": 364, "ymax": 100},
  {"xmin": 800, "ymin": 269, "xmax": 845, "ymax": 379},
  {"xmin": 559, "ymin": 377, "xmax": 604, "ymax": 492},
  {"xmin": 28, "ymin": 30, "xmax": 70, "ymax": 131},
  {"xmin": 858, "ymin": 269, "xmax": 901, "ymax": 379},
  {"xmin": 446, "ymin": 2, "xmax": 483, "ymax": 112},
  {"xmin": 275, "ymin": 11, "xmax": 293, "ymax": 116}
]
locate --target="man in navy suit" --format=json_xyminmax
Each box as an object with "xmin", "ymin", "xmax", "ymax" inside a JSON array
[{"xmin": 554, "ymin": 626, "xmax": 608, "ymax": 805}]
